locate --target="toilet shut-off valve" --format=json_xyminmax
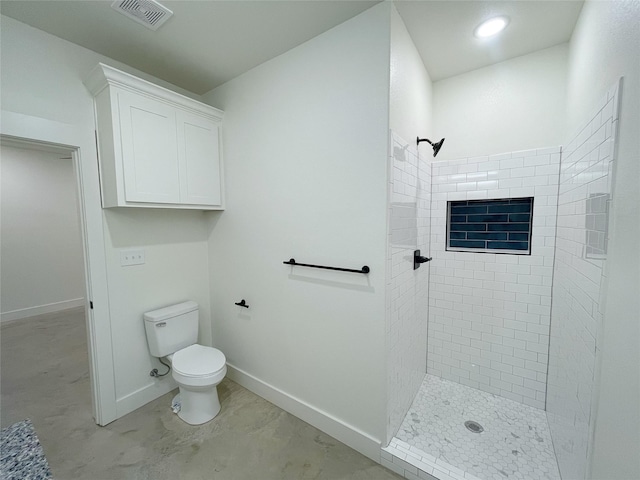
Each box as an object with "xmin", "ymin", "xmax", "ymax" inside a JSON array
[{"xmin": 414, "ymin": 250, "xmax": 432, "ymax": 270}]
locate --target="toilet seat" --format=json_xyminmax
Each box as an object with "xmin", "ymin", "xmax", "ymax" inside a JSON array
[{"xmin": 172, "ymin": 344, "xmax": 226, "ymax": 378}]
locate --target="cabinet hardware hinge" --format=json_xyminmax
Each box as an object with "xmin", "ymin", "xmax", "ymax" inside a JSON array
[{"xmin": 90, "ymin": 301, "xmax": 94, "ymax": 309}]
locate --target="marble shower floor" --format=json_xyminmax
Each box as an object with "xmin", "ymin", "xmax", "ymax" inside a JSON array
[{"xmin": 390, "ymin": 375, "xmax": 560, "ymax": 480}]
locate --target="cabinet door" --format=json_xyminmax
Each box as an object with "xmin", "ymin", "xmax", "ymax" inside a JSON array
[
  {"xmin": 176, "ymin": 111, "xmax": 222, "ymax": 206},
  {"xmin": 117, "ymin": 91, "xmax": 180, "ymax": 203}
]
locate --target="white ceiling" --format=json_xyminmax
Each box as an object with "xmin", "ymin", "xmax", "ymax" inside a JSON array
[
  {"xmin": 395, "ymin": 1, "xmax": 584, "ymax": 81},
  {"xmin": 1, "ymin": 0, "xmax": 584, "ymax": 95}
]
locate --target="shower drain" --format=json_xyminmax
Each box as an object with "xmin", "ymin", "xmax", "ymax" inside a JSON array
[{"xmin": 464, "ymin": 420, "xmax": 484, "ymax": 433}]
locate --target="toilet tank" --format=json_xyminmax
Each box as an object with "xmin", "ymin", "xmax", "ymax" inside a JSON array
[{"xmin": 144, "ymin": 301, "xmax": 199, "ymax": 357}]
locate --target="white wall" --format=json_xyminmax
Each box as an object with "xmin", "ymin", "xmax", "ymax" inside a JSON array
[
  {"xmin": 103, "ymin": 209, "xmax": 212, "ymax": 412},
  {"xmin": 1, "ymin": 15, "xmax": 212, "ymax": 417},
  {"xmin": 390, "ymin": 5, "xmax": 433, "ymax": 157},
  {"xmin": 385, "ymin": 7, "xmax": 433, "ymax": 445},
  {"xmin": 433, "ymin": 44, "xmax": 568, "ymax": 160},
  {"xmin": 429, "ymin": 147, "xmax": 560, "ymax": 409},
  {"xmin": 0, "ymin": 144, "xmax": 85, "ymax": 321},
  {"xmin": 203, "ymin": 3, "xmax": 391, "ymax": 457},
  {"xmin": 562, "ymin": 1, "xmax": 640, "ymax": 478}
]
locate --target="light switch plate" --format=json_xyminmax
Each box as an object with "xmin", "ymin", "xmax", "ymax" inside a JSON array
[{"xmin": 120, "ymin": 249, "xmax": 145, "ymax": 266}]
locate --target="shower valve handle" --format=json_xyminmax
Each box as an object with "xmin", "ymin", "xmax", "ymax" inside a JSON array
[{"xmin": 414, "ymin": 250, "xmax": 432, "ymax": 270}]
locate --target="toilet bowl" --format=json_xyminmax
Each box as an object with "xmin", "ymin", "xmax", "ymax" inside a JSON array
[
  {"xmin": 143, "ymin": 301, "xmax": 228, "ymax": 425},
  {"xmin": 169, "ymin": 344, "xmax": 227, "ymax": 425}
]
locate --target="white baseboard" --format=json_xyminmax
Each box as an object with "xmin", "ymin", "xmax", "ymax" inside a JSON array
[
  {"xmin": 116, "ymin": 377, "xmax": 178, "ymax": 419},
  {"xmin": 1, "ymin": 298, "xmax": 85, "ymax": 323},
  {"xmin": 226, "ymin": 363, "xmax": 382, "ymax": 463}
]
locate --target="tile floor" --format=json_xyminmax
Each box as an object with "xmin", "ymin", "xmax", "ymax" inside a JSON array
[{"xmin": 384, "ymin": 375, "xmax": 561, "ymax": 480}]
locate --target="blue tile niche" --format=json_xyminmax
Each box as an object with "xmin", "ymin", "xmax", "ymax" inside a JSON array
[{"xmin": 447, "ymin": 198, "xmax": 533, "ymax": 254}]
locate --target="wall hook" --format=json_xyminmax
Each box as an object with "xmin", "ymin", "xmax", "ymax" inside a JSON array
[{"xmin": 235, "ymin": 299, "xmax": 249, "ymax": 308}]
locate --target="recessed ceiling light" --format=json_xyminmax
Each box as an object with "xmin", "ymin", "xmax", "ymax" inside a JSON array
[{"xmin": 474, "ymin": 16, "xmax": 510, "ymax": 38}]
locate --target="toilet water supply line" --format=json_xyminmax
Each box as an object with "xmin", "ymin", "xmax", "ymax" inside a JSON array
[{"xmin": 150, "ymin": 357, "xmax": 171, "ymax": 377}]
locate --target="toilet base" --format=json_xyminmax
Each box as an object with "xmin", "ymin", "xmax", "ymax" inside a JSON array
[{"xmin": 176, "ymin": 385, "xmax": 221, "ymax": 425}]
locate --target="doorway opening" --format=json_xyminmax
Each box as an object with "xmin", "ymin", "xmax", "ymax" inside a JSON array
[
  {"xmin": 1, "ymin": 140, "xmax": 94, "ymax": 430},
  {"xmin": 0, "ymin": 114, "xmax": 116, "ymax": 427}
]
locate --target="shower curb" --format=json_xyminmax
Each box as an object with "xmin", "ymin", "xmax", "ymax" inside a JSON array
[{"xmin": 381, "ymin": 438, "xmax": 482, "ymax": 480}]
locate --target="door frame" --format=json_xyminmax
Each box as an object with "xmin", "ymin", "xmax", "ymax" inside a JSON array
[{"xmin": 1, "ymin": 110, "xmax": 117, "ymax": 425}]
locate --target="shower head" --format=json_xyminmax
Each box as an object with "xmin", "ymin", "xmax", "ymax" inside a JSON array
[
  {"xmin": 417, "ymin": 137, "xmax": 446, "ymax": 157},
  {"xmin": 432, "ymin": 138, "xmax": 445, "ymax": 157}
]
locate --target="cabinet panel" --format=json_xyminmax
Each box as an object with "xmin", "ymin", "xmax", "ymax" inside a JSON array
[
  {"xmin": 85, "ymin": 63, "xmax": 224, "ymax": 210},
  {"xmin": 177, "ymin": 112, "xmax": 222, "ymax": 206},
  {"xmin": 118, "ymin": 91, "xmax": 180, "ymax": 203}
]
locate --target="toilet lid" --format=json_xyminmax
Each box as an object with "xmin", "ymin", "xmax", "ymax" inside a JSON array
[{"xmin": 172, "ymin": 344, "xmax": 226, "ymax": 377}]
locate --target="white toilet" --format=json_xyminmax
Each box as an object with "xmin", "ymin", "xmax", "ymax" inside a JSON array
[{"xmin": 143, "ymin": 301, "xmax": 227, "ymax": 425}]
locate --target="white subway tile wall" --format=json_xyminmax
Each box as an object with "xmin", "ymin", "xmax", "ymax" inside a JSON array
[
  {"xmin": 386, "ymin": 131, "xmax": 431, "ymax": 444},
  {"xmin": 428, "ymin": 147, "xmax": 561, "ymax": 408},
  {"xmin": 546, "ymin": 81, "xmax": 620, "ymax": 480}
]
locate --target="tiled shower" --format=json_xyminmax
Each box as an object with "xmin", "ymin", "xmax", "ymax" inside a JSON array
[
  {"xmin": 546, "ymin": 82, "xmax": 620, "ymax": 480},
  {"xmin": 384, "ymin": 81, "xmax": 621, "ymax": 480},
  {"xmin": 385, "ymin": 132, "xmax": 431, "ymax": 445},
  {"xmin": 428, "ymin": 146, "xmax": 560, "ymax": 410}
]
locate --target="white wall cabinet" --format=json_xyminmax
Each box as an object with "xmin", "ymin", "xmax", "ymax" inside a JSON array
[{"xmin": 84, "ymin": 63, "xmax": 224, "ymax": 209}]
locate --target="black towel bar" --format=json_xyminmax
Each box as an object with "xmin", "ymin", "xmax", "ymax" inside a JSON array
[{"xmin": 283, "ymin": 258, "xmax": 370, "ymax": 274}]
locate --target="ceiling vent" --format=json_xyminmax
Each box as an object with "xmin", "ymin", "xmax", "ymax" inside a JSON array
[{"xmin": 111, "ymin": 0, "xmax": 173, "ymax": 31}]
